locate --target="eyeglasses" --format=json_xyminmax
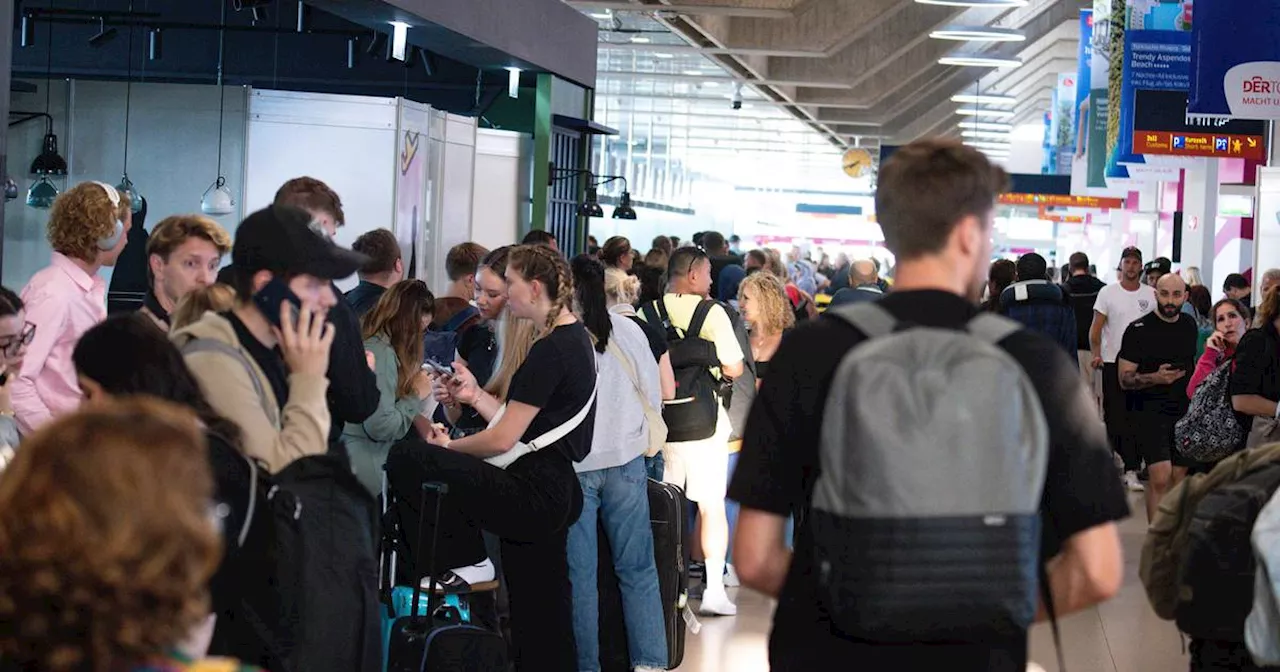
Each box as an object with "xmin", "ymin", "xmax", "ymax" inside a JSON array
[{"xmin": 0, "ymin": 322, "xmax": 36, "ymax": 357}]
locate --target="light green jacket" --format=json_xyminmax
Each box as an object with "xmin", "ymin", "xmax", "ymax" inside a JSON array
[{"xmin": 343, "ymin": 334, "xmax": 423, "ymax": 496}]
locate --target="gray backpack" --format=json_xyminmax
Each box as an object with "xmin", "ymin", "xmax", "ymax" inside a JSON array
[{"xmin": 813, "ymin": 303, "xmax": 1052, "ymax": 644}]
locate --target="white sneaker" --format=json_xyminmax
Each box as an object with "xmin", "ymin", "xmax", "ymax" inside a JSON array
[
  {"xmin": 634, "ymin": 667, "xmax": 666, "ymax": 672},
  {"xmin": 1124, "ymin": 471, "xmax": 1145, "ymax": 492},
  {"xmin": 724, "ymin": 564, "xmax": 740, "ymax": 588},
  {"xmin": 699, "ymin": 588, "xmax": 737, "ymax": 617}
]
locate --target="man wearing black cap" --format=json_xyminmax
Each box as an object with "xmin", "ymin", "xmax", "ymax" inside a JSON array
[
  {"xmin": 1224, "ymin": 272, "xmax": 1253, "ymax": 311},
  {"xmin": 1090, "ymin": 246, "xmax": 1157, "ymax": 491},
  {"xmin": 174, "ymin": 204, "xmax": 366, "ymax": 473},
  {"xmin": 1144, "ymin": 257, "xmax": 1172, "ymax": 287}
]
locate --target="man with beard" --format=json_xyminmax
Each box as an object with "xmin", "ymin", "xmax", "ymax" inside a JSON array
[{"xmin": 1118, "ymin": 273, "xmax": 1197, "ymax": 521}]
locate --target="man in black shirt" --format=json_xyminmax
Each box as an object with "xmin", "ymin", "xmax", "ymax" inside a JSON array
[
  {"xmin": 702, "ymin": 230, "xmax": 744, "ymax": 301},
  {"xmin": 729, "ymin": 138, "xmax": 1128, "ymax": 672},
  {"xmin": 1118, "ymin": 273, "xmax": 1198, "ymax": 521},
  {"xmin": 345, "ymin": 228, "xmax": 404, "ymax": 318},
  {"xmin": 1065, "ymin": 252, "xmax": 1106, "ymax": 407}
]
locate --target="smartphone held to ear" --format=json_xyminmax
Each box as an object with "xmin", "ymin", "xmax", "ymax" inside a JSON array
[{"xmin": 253, "ymin": 278, "xmax": 303, "ymax": 330}]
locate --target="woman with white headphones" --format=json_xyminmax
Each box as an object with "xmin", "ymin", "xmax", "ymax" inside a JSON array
[{"xmin": 12, "ymin": 181, "xmax": 130, "ymax": 435}]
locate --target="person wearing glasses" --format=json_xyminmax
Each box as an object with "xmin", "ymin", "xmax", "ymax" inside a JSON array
[{"xmin": 0, "ymin": 286, "xmax": 32, "ymax": 467}]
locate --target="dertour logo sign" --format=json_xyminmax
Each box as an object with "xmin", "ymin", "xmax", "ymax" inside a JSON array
[{"xmin": 1227, "ymin": 63, "xmax": 1280, "ymax": 115}]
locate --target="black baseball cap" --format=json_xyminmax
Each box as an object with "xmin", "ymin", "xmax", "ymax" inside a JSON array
[
  {"xmin": 1144, "ymin": 257, "xmax": 1172, "ymax": 275},
  {"xmin": 232, "ymin": 204, "xmax": 368, "ymax": 281},
  {"xmin": 1121, "ymin": 246, "xmax": 1143, "ymax": 262}
]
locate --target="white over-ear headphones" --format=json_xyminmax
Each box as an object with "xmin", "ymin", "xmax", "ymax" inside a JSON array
[{"xmin": 91, "ymin": 181, "xmax": 126, "ymax": 251}]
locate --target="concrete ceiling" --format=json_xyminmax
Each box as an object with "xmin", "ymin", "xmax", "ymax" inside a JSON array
[{"xmin": 568, "ymin": 0, "xmax": 1088, "ymax": 154}]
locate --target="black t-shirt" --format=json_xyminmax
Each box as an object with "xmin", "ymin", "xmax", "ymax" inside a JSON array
[
  {"xmin": 627, "ymin": 314, "xmax": 668, "ymax": 362},
  {"xmin": 226, "ymin": 312, "xmax": 290, "ymax": 414},
  {"xmin": 1230, "ymin": 323, "xmax": 1280, "ymax": 433},
  {"xmin": 709, "ymin": 253, "xmax": 744, "ymax": 301},
  {"xmin": 1117, "ymin": 311, "xmax": 1199, "ymax": 415},
  {"xmin": 507, "ymin": 322, "xmax": 598, "ymax": 462},
  {"xmin": 727, "ymin": 290, "xmax": 1129, "ymax": 672}
]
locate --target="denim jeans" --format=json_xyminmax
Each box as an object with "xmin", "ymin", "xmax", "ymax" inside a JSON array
[{"xmin": 568, "ymin": 456, "xmax": 668, "ymax": 671}]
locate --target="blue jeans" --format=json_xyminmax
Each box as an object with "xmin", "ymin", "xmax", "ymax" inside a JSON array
[{"xmin": 568, "ymin": 456, "xmax": 668, "ymax": 671}]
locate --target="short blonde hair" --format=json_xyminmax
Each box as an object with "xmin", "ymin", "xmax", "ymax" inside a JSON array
[
  {"xmin": 170, "ymin": 284, "xmax": 236, "ymax": 331},
  {"xmin": 146, "ymin": 214, "xmax": 232, "ymax": 261},
  {"xmin": 738, "ymin": 272, "xmax": 794, "ymax": 335},
  {"xmin": 47, "ymin": 182, "xmax": 131, "ymax": 261},
  {"xmin": 604, "ymin": 267, "xmax": 640, "ymax": 305}
]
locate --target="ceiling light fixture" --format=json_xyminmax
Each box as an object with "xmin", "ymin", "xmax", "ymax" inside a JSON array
[
  {"xmin": 630, "ymin": 36, "xmax": 651, "ymax": 44},
  {"xmin": 117, "ymin": 20, "xmax": 143, "ymax": 213},
  {"xmin": 31, "ymin": 18, "xmax": 65, "ymax": 180},
  {"xmin": 967, "ymin": 141, "xmax": 1013, "ymax": 151},
  {"xmin": 26, "ymin": 177, "xmax": 58, "ymax": 209},
  {"xmin": 202, "ymin": 1, "xmax": 235, "ymax": 217},
  {"xmin": 916, "ymin": 0, "xmax": 1028, "ymax": 7},
  {"xmin": 957, "ymin": 107, "xmax": 1016, "ymax": 118},
  {"xmin": 148, "ymin": 28, "xmax": 162, "ymax": 60},
  {"xmin": 612, "ymin": 192, "xmax": 637, "ymax": 220},
  {"xmin": 958, "ymin": 121, "xmax": 1014, "ymax": 132},
  {"xmin": 682, "ymin": 70, "xmax": 704, "ymax": 76},
  {"xmin": 962, "ymin": 129, "xmax": 1013, "ymax": 140},
  {"xmin": 939, "ymin": 54, "xmax": 1022, "ymax": 68},
  {"xmin": 88, "ymin": 17, "xmax": 118, "ymax": 47},
  {"xmin": 389, "ymin": 21, "xmax": 410, "ymax": 61},
  {"xmin": 20, "ymin": 15, "xmax": 34, "ymax": 48},
  {"xmin": 952, "ymin": 93, "xmax": 1016, "ymax": 105},
  {"xmin": 931, "ymin": 26, "xmax": 1026, "ymax": 41},
  {"xmin": 589, "ymin": 11, "xmax": 612, "ymax": 19},
  {"xmin": 506, "ymin": 67, "xmax": 522, "ymax": 99},
  {"xmin": 579, "ymin": 188, "xmax": 604, "ymax": 218},
  {"xmin": 654, "ymin": 53, "xmax": 674, "ymax": 59}
]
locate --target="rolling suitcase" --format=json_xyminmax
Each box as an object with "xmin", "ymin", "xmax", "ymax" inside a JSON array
[
  {"xmin": 384, "ymin": 481, "xmax": 508, "ymax": 672},
  {"xmin": 598, "ymin": 478, "xmax": 691, "ymax": 672}
]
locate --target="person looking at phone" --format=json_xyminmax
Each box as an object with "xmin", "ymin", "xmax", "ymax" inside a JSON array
[
  {"xmin": 0, "ymin": 286, "xmax": 31, "ymax": 467},
  {"xmin": 343, "ymin": 280, "xmax": 436, "ymax": 496},
  {"xmin": 1118, "ymin": 272, "xmax": 1198, "ymax": 521},
  {"xmin": 14, "ymin": 181, "xmax": 131, "ymax": 434},
  {"xmin": 173, "ymin": 205, "xmax": 366, "ymax": 474},
  {"xmin": 386, "ymin": 245, "xmax": 597, "ymax": 671}
]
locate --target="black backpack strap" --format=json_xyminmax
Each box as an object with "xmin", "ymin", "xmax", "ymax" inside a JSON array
[{"xmin": 686, "ymin": 299, "xmax": 717, "ymax": 341}]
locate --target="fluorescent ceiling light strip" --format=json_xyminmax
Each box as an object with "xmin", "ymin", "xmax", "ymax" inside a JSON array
[
  {"xmin": 930, "ymin": 26, "xmax": 1026, "ymax": 42},
  {"xmin": 962, "ymin": 129, "xmax": 1013, "ymax": 140},
  {"xmin": 916, "ymin": 0, "xmax": 1028, "ymax": 6},
  {"xmin": 957, "ymin": 107, "xmax": 1016, "ymax": 119},
  {"xmin": 939, "ymin": 55, "xmax": 1022, "ymax": 68},
  {"xmin": 958, "ymin": 122, "xmax": 1014, "ymax": 132},
  {"xmin": 952, "ymin": 94, "xmax": 1017, "ymax": 105},
  {"xmin": 631, "ymin": 36, "xmax": 651, "ymax": 44},
  {"xmin": 967, "ymin": 141, "xmax": 1012, "ymax": 150}
]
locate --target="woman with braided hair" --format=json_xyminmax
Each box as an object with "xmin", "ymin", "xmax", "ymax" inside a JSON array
[{"xmin": 387, "ymin": 244, "xmax": 598, "ymax": 671}]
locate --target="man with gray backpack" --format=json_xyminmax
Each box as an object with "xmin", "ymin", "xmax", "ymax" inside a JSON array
[{"xmin": 728, "ymin": 138, "xmax": 1129, "ymax": 671}]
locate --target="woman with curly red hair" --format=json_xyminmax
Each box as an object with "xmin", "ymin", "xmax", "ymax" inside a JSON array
[
  {"xmin": 13, "ymin": 181, "xmax": 131, "ymax": 435},
  {"xmin": 0, "ymin": 398, "xmax": 259, "ymax": 672}
]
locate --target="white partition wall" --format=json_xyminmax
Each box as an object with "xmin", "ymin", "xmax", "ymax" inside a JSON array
[
  {"xmin": 429, "ymin": 113, "xmax": 477, "ymax": 293},
  {"xmin": 472, "ymin": 129, "xmax": 532, "ymax": 252}
]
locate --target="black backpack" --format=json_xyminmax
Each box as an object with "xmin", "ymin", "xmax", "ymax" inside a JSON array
[
  {"xmin": 1175, "ymin": 462, "xmax": 1280, "ymax": 641},
  {"xmin": 641, "ymin": 298, "xmax": 722, "ymax": 442}
]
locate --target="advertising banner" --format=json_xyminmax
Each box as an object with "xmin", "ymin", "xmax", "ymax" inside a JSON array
[
  {"xmin": 1188, "ymin": 0, "xmax": 1280, "ymax": 118},
  {"xmin": 1118, "ymin": 29, "xmax": 1191, "ymax": 164},
  {"xmin": 1075, "ymin": 9, "xmax": 1094, "ymax": 154},
  {"xmin": 1087, "ymin": 0, "xmax": 1113, "ymax": 187},
  {"xmin": 1103, "ymin": 0, "xmax": 1129, "ymax": 179},
  {"xmin": 1051, "ymin": 73, "xmax": 1079, "ymax": 173},
  {"xmin": 1133, "ymin": 89, "xmax": 1267, "ymax": 159}
]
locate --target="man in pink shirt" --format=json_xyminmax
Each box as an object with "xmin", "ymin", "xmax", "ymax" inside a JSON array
[{"xmin": 15, "ymin": 181, "xmax": 131, "ymax": 434}]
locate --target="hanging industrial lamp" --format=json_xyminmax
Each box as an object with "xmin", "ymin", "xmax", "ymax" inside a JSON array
[
  {"xmin": 578, "ymin": 187, "xmax": 604, "ymax": 218},
  {"xmin": 612, "ymin": 192, "xmax": 637, "ymax": 220},
  {"xmin": 117, "ymin": 14, "xmax": 143, "ymax": 213},
  {"xmin": 201, "ymin": 0, "xmax": 236, "ymax": 216},
  {"xmin": 29, "ymin": 10, "xmax": 62, "ymax": 209}
]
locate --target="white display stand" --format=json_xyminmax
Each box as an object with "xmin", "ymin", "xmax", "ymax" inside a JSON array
[
  {"xmin": 242, "ymin": 89, "xmax": 478, "ymax": 293},
  {"xmin": 1253, "ymin": 166, "xmax": 1280, "ymax": 298}
]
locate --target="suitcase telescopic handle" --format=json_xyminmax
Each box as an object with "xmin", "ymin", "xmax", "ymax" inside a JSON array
[{"xmin": 409, "ymin": 482, "xmax": 449, "ymax": 631}]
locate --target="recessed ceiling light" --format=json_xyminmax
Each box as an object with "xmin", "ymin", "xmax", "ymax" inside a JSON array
[
  {"xmin": 654, "ymin": 53, "xmax": 674, "ymax": 59},
  {"xmin": 957, "ymin": 121, "xmax": 1013, "ymax": 132},
  {"xmin": 931, "ymin": 26, "xmax": 1027, "ymax": 42},
  {"xmin": 966, "ymin": 140, "xmax": 1013, "ymax": 150},
  {"xmin": 957, "ymin": 107, "xmax": 1016, "ymax": 118},
  {"xmin": 630, "ymin": 36, "xmax": 651, "ymax": 44},
  {"xmin": 589, "ymin": 11, "xmax": 612, "ymax": 19},
  {"xmin": 916, "ymin": 0, "xmax": 1028, "ymax": 6},
  {"xmin": 682, "ymin": 70, "xmax": 703, "ymax": 76},
  {"xmin": 952, "ymin": 93, "xmax": 1017, "ymax": 105},
  {"xmin": 939, "ymin": 55, "xmax": 1022, "ymax": 68}
]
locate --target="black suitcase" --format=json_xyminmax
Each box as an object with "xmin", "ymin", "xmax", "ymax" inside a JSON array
[
  {"xmin": 385, "ymin": 482, "xmax": 508, "ymax": 672},
  {"xmin": 598, "ymin": 478, "xmax": 690, "ymax": 672}
]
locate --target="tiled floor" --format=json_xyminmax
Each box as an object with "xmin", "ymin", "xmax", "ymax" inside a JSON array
[{"xmin": 680, "ymin": 494, "xmax": 1189, "ymax": 672}]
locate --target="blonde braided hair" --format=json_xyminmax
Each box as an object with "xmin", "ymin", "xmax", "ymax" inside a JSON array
[{"xmin": 510, "ymin": 244, "xmax": 576, "ymax": 334}]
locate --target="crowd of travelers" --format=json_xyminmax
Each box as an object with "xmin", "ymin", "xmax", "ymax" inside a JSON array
[{"xmin": 3, "ymin": 139, "xmax": 1280, "ymax": 672}]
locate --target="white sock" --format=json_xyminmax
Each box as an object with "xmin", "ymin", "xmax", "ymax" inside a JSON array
[
  {"xmin": 705, "ymin": 557, "xmax": 726, "ymax": 593},
  {"xmin": 422, "ymin": 557, "xmax": 494, "ymax": 588}
]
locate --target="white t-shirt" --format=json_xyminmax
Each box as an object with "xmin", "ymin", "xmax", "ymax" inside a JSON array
[{"xmin": 1094, "ymin": 282, "xmax": 1157, "ymax": 363}]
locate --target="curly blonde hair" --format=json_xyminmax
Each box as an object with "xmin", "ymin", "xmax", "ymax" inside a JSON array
[
  {"xmin": 738, "ymin": 272, "xmax": 794, "ymax": 336},
  {"xmin": 48, "ymin": 182, "xmax": 131, "ymax": 262},
  {"xmin": 0, "ymin": 398, "xmax": 220, "ymax": 672}
]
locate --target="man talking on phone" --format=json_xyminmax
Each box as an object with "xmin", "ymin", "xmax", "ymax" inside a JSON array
[
  {"xmin": 1118, "ymin": 273, "xmax": 1197, "ymax": 521},
  {"xmin": 174, "ymin": 204, "xmax": 366, "ymax": 473}
]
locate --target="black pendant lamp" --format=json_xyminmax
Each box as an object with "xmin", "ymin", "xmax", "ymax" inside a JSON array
[{"xmin": 612, "ymin": 192, "xmax": 637, "ymax": 220}]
